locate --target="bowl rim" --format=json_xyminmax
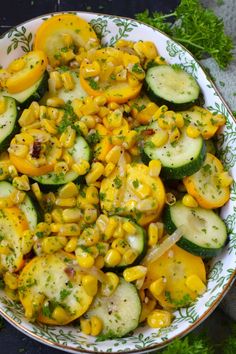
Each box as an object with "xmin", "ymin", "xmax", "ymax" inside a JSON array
[{"xmin": 0, "ymin": 10, "xmax": 235, "ymax": 354}]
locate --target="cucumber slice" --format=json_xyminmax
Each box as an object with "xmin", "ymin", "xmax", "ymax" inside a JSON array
[
  {"xmin": 0, "ymin": 72, "xmax": 48, "ymax": 107},
  {"xmin": 0, "ymin": 181, "xmax": 39, "ymax": 230},
  {"xmin": 86, "ymin": 278, "xmax": 141, "ymax": 339},
  {"xmin": 33, "ymin": 136, "xmax": 90, "ymax": 186},
  {"xmin": 0, "ymin": 97, "xmax": 19, "ymax": 151},
  {"xmin": 142, "ymin": 122, "xmax": 206, "ymax": 179},
  {"xmin": 56, "ymin": 70, "xmax": 87, "ymax": 103},
  {"xmin": 164, "ymin": 201, "xmax": 227, "ymax": 257},
  {"xmin": 145, "ymin": 65, "xmax": 200, "ymax": 111}
]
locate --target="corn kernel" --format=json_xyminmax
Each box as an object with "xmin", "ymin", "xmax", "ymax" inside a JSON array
[
  {"xmin": 41, "ymin": 236, "xmax": 67, "ymax": 254},
  {"xmin": 55, "ymin": 197, "xmax": 77, "ymax": 207},
  {"xmin": 169, "ymin": 127, "xmax": 181, "ymax": 143},
  {"xmin": 54, "ymin": 161, "xmax": 69, "ymax": 174},
  {"xmin": 62, "ymin": 208, "xmax": 81, "ymax": 223},
  {"xmin": 123, "ymin": 265, "xmax": 147, "ymax": 282},
  {"xmin": 80, "ymin": 318, "xmax": 91, "ymax": 335},
  {"xmin": 90, "ymin": 316, "xmax": 103, "ymax": 336},
  {"xmin": 136, "ymin": 102, "xmax": 159, "ymax": 125},
  {"xmin": 94, "ymin": 255, "xmax": 105, "ymax": 269},
  {"xmin": 10, "ymin": 190, "xmax": 26, "ymax": 204},
  {"xmin": 51, "ymin": 208, "xmax": 63, "ymax": 223},
  {"xmin": 104, "ymin": 249, "xmax": 122, "ymax": 267},
  {"xmin": 105, "ymin": 146, "xmax": 122, "ymax": 164},
  {"xmin": 98, "ymin": 106, "xmax": 110, "ymax": 118},
  {"xmin": 104, "ymin": 217, "xmax": 118, "ymax": 240},
  {"xmin": 182, "ymin": 194, "xmax": 198, "ymax": 208},
  {"xmin": 31, "ymin": 182, "xmax": 42, "ymax": 201},
  {"xmin": 122, "ymin": 221, "xmax": 136, "ymax": 234},
  {"xmin": 8, "ymin": 144, "xmax": 28, "ymax": 158},
  {"xmin": 64, "ymin": 237, "xmax": 78, "ymax": 252},
  {"xmin": 86, "ymin": 185, "xmax": 99, "ymax": 205},
  {"xmin": 83, "ymin": 206, "xmax": 98, "ymax": 224},
  {"xmin": 81, "ymin": 100, "xmax": 100, "ymax": 116},
  {"xmin": 186, "ymin": 125, "xmax": 201, "ymax": 138},
  {"xmin": 61, "ymin": 71, "xmax": 75, "ymax": 90},
  {"xmin": 152, "ymin": 105, "xmax": 168, "ymax": 121},
  {"xmin": 94, "ymin": 95, "xmax": 107, "ymax": 106},
  {"xmin": 107, "ymin": 109, "xmax": 123, "ymax": 129},
  {"xmin": 75, "ymin": 121, "xmax": 88, "ymax": 136},
  {"xmin": 111, "ymin": 238, "xmax": 130, "ymax": 255},
  {"xmin": 52, "ymin": 306, "xmax": 69, "ymax": 324},
  {"xmin": 148, "ymin": 223, "xmax": 159, "ymax": 246},
  {"xmin": 214, "ymin": 114, "xmax": 226, "ymax": 127},
  {"xmin": 122, "ymin": 249, "xmax": 138, "ymax": 265},
  {"xmin": 46, "ymin": 97, "xmax": 65, "ymax": 108},
  {"xmin": 8, "ymin": 164, "xmax": 18, "ymax": 178},
  {"xmin": 85, "ymin": 162, "xmax": 104, "ymax": 185},
  {"xmin": 101, "ymin": 272, "xmax": 120, "ymax": 297},
  {"xmin": 72, "ymin": 160, "xmax": 90, "ymax": 176},
  {"xmin": 217, "ymin": 171, "xmax": 233, "ymax": 187},
  {"xmin": 49, "ymin": 71, "xmax": 63, "ymax": 90},
  {"xmin": 140, "ymin": 299, "xmax": 157, "ymax": 323},
  {"xmin": 175, "ymin": 113, "xmax": 184, "ymax": 128},
  {"xmin": 149, "ymin": 159, "xmax": 162, "ymax": 177},
  {"xmin": 82, "ymin": 275, "xmax": 98, "ymax": 297},
  {"xmin": 185, "ymin": 274, "xmax": 206, "ymax": 294},
  {"xmin": 59, "ymin": 126, "xmax": 76, "ymax": 148},
  {"xmin": 81, "ymin": 115, "xmax": 96, "ymax": 129},
  {"xmin": 58, "ymin": 182, "xmax": 79, "ymax": 199},
  {"xmin": 0, "ymin": 97, "xmax": 6, "ymax": 114},
  {"xmin": 123, "ymin": 130, "xmax": 138, "ymax": 149},
  {"xmin": 113, "ymin": 222, "xmax": 125, "ymax": 239},
  {"xmin": 58, "ymin": 223, "xmax": 81, "ymax": 236},
  {"xmin": 81, "ymin": 61, "xmax": 101, "ymax": 78},
  {"xmin": 149, "ymin": 278, "xmax": 166, "ymax": 299},
  {"xmin": 12, "ymin": 175, "xmax": 30, "ymax": 191},
  {"xmin": 96, "ymin": 214, "xmax": 109, "ymax": 233},
  {"xmin": 147, "ymin": 310, "xmax": 172, "ymax": 328},
  {"xmin": 4, "ymin": 272, "xmax": 18, "ymax": 290},
  {"xmin": 79, "ymin": 227, "xmax": 100, "ymax": 246},
  {"xmin": 76, "ymin": 247, "xmax": 95, "ymax": 268}
]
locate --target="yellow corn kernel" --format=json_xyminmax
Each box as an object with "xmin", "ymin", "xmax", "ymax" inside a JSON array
[
  {"xmin": 76, "ymin": 247, "xmax": 95, "ymax": 268},
  {"xmin": 169, "ymin": 127, "xmax": 181, "ymax": 143},
  {"xmin": 96, "ymin": 214, "xmax": 109, "ymax": 233},
  {"xmin": 147, "ymin": 310, "xmax": 172, "ymax": 328},
  {"xmin": 64, "ymin": 237, "xmax": 78, "ymax": 252},
  {"xmin": 31, "ymin": 182, "xmax": 42, "ymax": 201},
  {"xmin": 49, "ymin": 71, "xmax": 63, "ymax": 90},
  {"xmin": 90, "ymin": 316, "xmax": 103, "ymax": 336},
  {"xmin": 82, "ymin": 275, "xmax": 98, "ymax": 297},
  {"xmin": 134, "ymin": 41, "xmax": 158, "ymax": 59},
  {"xmin": 41, "ymin": 236, "xmax": 67, "ymax": 254},
  {"xmin": 149, "ymin": 159, "xmax": 162, "ymax": 177},
  {"xmin": 81, "ymin": 100, "xmax": 100, "ymax": 116},
  {"xmin": 128, "ymin": 73, "xmax": 140, "ymax": 87},
  {"xmin": 149, "ymin": 278, "xmax": 166, "ymax": 299},
  {"xmin": 18, "ymin": 108, "xmax": 36, "ymax": 127},
  {"xmin": 113, "ymin": 222, "xmax": 125, "ymax": 239},
  {"xmin": 123, "ymin": 265, "xmax": 147, "ymax": 282},
  {"xmin": 54, "ymin": 161, "xmax": 69, "ymax": 174},
  {"xmin": 87, "ymin": 245, "xmax": 99, "ymax": 258},
  {"xmin": 104, "ymin": 217, "xmax": 118, "ymax": 240},
  {"xmin": 8, "ymin": 164, "xmax": 18, "ymax": 178},
  {"xmin": 154, "ymin": 55, "xmax": 166, "ymax": 65},
  {"xmin": 81, "ymin": 115, "xmax": 96, "ymax": 129},
  {"xmin": 148, "ymin": 223, "xmax": 159, "ymax": 246},
  {"xmin": 122, "ymin": 221, "xmax": 136, "ymax": 234},
  {"xmin": 107, "ymin": 109, "xmax": 123, "ymax": 129},
  {"xmin": 202, "ymin": 124, "xmax": 218, "ymax": 140},
  {"xmin": 52, "ymin": 306, "xmax": 69, "ymax": 324},
  {"xmin": 72, "ymin": 160, "xmax": 90, "ymax": 176},
  {"xmin": 152, "ymin": 105, "xmax": 168, "ymax": 121},
  {"xmin": 58, "ymin": 182, "xmax": 79, "ymax": 198},
  {"xmin": 136, "ymin": 102, "xmax": 159, "ymax": 125},
  {"xmin": 186, "ymin": 274, "xmax": 206, "ymax": 294},
  {"xmin": 75, "ymin": 121, "xmax": 88, "ymax": 136},
  {"xmin": 44, "ymin": 213, "xmax": 52, "ymax": 224},
  {"xmin": 58, "ymin": 223, "xmax": 81, "ymax": 236},
  {"xmin": 86, "ymin": 185, "xmax": 99, "ymax": 205},
  {"xmin": 214, "ymin": 114, "xmax": 226, "ymax": 127},
  {"xmin": 101, "ymin": 272, "xmax": 120, "ymax": 297},
  {"xmin": 8, "ymin": 144, "xmax": 28, "ymax": 158},
  {"xmin": 10, "ymin": 190, "xmax": 26, "ymax": 204},
  {"xmin": 94, "ymin": 255, "xmax": 105, "ymax": 269},
  {"xmin": 80, "ymin": 226, "xmax": 100, "ymax": 246},
  {"xmin": 61, "ymin": 71, "xmax": 75, "ymax": 90},
  {"xmin": 150, "ymin": 130, "xmax": 169, "ymax": 147},
  {"xmin": 94, "ymin": 95, "xmax": 107, "ymax": 106},
  {"xmin": 12, "ymin": 175, "xmax": 30, "ymax": 191},
  {"xmin": 80, "ymin": 318, "xmax": 91, "ymax": 335},
  {"xmin": 62, "ymin": 208, "xmax": 81, "ymax": 223},
  {"xmin": 51, "ymin": 208, "xmax": 63, "ymax": 223},
  {"xmin": 186, "ymin": 125, "xmax": 201, "ymax": 138},
  {"xmin": 98, "ymin": 106, "xmax": 110, "ymax": 119},
  {"xmin": 140, "ymin": 298, "xmax": 157, "ymax": 323},
  {"xmin": 85, "ymin": 162, "xmax": 104, "ymax": 185},
  {"xmin": 123, "ymin": 130, "xmax": 138, "ymax": 149},
  {"xmin": 71, "ymin": 98, "xmax": 83, "ymax": 118},
  {"xmin": 55, "ymin": 197, "xmax": 77, "ymax": 207},
  {"xmin": 124, "ymin": 199, "xmax": 136, "ymax": 211},
  {"xmin": 182, "ymin": 194, "xmax": 198, "ymax": 208},
  {"xmin": 105, "ymin": 146, "xmax": 122, "ymax": 164},
  {"xmin": 0, "ymin": 97, "xmax": 6, "ymax": 114},
  {"xmin": 111, "ymin": 238, "xmax": 130, "ymax": 255},
  {"xmin": 104, "ymin": 249, "xmax": 122, "ymax": 267},
  {"xmin": 35, "ymin": 222, "xmax": 51, "ymax": 237},
  {"xmin": 59, "ymin": 126, "xmax": 76, "ymax": 148},
  {"xmin": 3, "ymin": 272, "xmax": 18, "ymax": 290},
  {"xmin": 81, "ymin": 61, "xmax": 101, "ymax": 78},
  {"xmin": 39, "ymin": 105, "xmax": 48, "ymax": 119},
  {"xmin": 217, "ymin": 171, "xmax": 233, "ymax": 187},
  {"xmin": 175, "ymin": 113, "xmax": 184, "ymax": 128},
  {"xmin": 41, "ymin": 118, "xmax": 57, "ymax": 135},
  {"xmin": 46, "ymin": 97, "xmax": 65, "ymax": 108},
  {"xmin": 14, "ymin": 132, "xmax": 34, "ymax": 146},
  {"xmin": 62, "ymin": 150, "xmax": 73, "ymax": 168},
  {"xmin": 83, "ymin": 206, "xmax": 98, "ymax": 224}
]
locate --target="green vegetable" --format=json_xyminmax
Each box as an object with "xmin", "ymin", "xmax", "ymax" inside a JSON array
[
  {"xmin": 135, "ymin": 0, "xmax": 233, "ymax": 69},
  {"xmin": 161, "ymin": 334, "xmax": 213, "ymax": 354}
]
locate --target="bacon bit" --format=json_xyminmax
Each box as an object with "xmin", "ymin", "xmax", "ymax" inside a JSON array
[
  {"xmin": 142, "ymin": 129, "xmax": 155, "ymax": 136},
  {"xmin": 64, "ymin": 267, "xmax": 76, "ymax": 278},
  {"xmin": 31, "ymin": 141, "xmax": 41, "ymax": 159}
]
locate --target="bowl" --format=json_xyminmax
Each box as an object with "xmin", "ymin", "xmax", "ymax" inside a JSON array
[{"xmin": 0, "ymin": 11, "xmax": 235, "ymax": 354}]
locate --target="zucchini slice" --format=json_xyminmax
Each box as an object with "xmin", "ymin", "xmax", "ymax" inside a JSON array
[
  {"xmin": 164, "ymin": 201, "xmax": 227, "ymax": 257},
  {"xmin": 33, "ymin": 136, "xmax": 90, "ymax": 186},
  {"xmin": 18, "ymin": 252, "xmax": 93, "ymax": 324},
  {"xmin": 0, "ymin": 181, "xmax": 39, "ymax": 230},
  {"xmin": 0, "ymin": 97, "xmax": 19, "ymax": 152},
  {"xmin": 145, "ymin": 65, "xmax": 200, "ymax": 111},
  {"xmin": 0, "ymin": 72, "xmax": 48, "ymax": 107},
  {"xmin": 86, "ymin": 278, "xmax": 141, "ymax": 339},
  {"xmin": 142, "ymin": 123, "xmax": 206, "ymax": 179}
]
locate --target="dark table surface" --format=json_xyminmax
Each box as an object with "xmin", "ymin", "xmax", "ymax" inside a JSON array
[{"xmin": 0, "ymin": 1, "xmax": 233, "ymax": 353}]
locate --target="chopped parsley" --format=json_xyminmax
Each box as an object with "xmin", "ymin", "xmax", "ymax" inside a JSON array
[
  {"xmin": 132, "ymin": 179, "xmax": 140, "ymax": 188},
  {"xmin": 87, "ymin": 77, "xmax": 99, "ymax": 90},
  {"xmin": 113, "ymin": 176, "xmax": 122, "ymax": 189},
  {"xmin": 132, "ymin": 63, "xmax": 143, "ymax": 74}
]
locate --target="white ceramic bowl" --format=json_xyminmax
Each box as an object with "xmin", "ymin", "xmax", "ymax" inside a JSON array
[{"xmin": 0, "ymin": 11, "xmax": 235, "ymax": 354}]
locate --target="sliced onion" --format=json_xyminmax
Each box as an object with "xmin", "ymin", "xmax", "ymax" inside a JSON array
[{"xmin": 142, "ymin": 226, "xmax": 185, "ymax": 266}]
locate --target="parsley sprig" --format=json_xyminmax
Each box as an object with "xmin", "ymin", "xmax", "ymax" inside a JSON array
[{"xmin": 135, "ymin": 0, "xmax": 233, "ymax": 69}]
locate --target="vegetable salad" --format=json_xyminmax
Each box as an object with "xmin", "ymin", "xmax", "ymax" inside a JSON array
[{"xmin": 0, "ymin": 13, "xmax": 233, "ymax": 339}]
